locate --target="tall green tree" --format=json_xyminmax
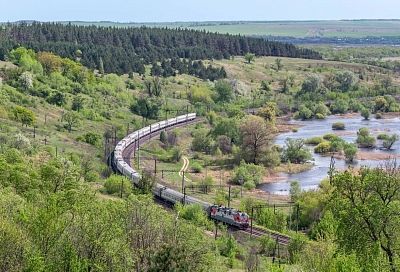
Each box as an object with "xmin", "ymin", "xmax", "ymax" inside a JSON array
[
  {"xmin": 244, "ymin": 53, "xmax": 256, "ymax": 64},
  {"xmin": 330, "ymin": 164, "xmax": 400, "ymax": 272}
]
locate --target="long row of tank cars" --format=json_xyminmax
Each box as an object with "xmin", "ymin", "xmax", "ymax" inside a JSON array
[{"xmin": 113, "ymin": 113, "xmax": 250, "ymax": 229}]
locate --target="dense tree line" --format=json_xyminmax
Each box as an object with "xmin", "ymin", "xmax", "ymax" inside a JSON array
[
  {"xmin": 0, "ymin": 22, "xmax": 321, "ymax": 76},
  {"xmin": 151, "ymin": 59, "xmax": 227, "ymax": 80}
]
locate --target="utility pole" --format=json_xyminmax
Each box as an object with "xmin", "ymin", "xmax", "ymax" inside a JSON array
[
  {"xmin": 114, "ymin": 127, "xmax": 117, "ymax": 146},
  {"xmin": 182, "ymin": 187, "xmax": 186, "ymax": 205},
  {"xmin": 181, "ymin": 171, "xmax": 185, "ymax": 193},
  {"xmin": 214, "ymin": 221, "xmax": 218, "ymax": 240},
  {"xmin": 250, "ymin": 207, "xmax": 254, "ymax": 236},
  {"xmin": 120, "ymin": 178, "xmax": 124, "ymax": 198},
  {"xmin": 228, "ymin": 186, "xmax": 231, "ymax": 208},
  {"xmin": 296, "ymin": 204, "xmax": 300, "ymax": 233},
  {"xmin": 154, "ymin": 159, "xmax": 157, "ymax": 175}
]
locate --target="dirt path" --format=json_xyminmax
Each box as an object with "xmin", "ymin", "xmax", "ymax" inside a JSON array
[{"xmin": 178, "ymin": 156, "xmax": 191, "ymax": 182}]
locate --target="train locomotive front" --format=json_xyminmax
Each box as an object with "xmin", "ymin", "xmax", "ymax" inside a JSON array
[{"xmin": 208, "ymin": 205, "xmax": 249, "ymax": 229}]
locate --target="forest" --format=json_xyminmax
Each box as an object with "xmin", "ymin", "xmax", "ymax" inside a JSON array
[{"xmin": 0, "ymin": 22, "xmax": 321, "ymax": 76}]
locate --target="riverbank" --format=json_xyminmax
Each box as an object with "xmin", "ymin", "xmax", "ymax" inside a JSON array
[{"xmin": 262, "ymin": 113, "xmax": 400, "ymax": 194}]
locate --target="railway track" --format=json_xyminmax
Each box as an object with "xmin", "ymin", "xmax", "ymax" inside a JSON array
[
  {"xmin": 241, "ymin": 226, "xmax": 291, "ymax": 245},
  {"xmin": 119, "ymin": 116, "xmax": 291, "ymax": 245}
]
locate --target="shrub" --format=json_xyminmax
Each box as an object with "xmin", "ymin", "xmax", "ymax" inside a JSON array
[
  {"xmin": 361, "ymin": 108, "xmax": 370, "ymax": 120},
  {"xmin": 377, "ymin": 133, "xmax": 389, "ymax": 140},
  {"xmin": 191, "ymin": 161, "xmax": 203, "ymax": 173},
  {"xmin": 202, "ymin": 176, "xmax": 214, "ymax": 187},
  {"xmin": 382, "ymin": 134, "xmax": 399, "ymax": 150},
  {"xmin": 192, "ymin": 129, "xmax": 213, "ymax": 153},
  {"xmin": 374, "ymin": 96, "xmax": 388, "ymax": 112},
  {"xmin": 170, "ymin": 147, "xmax": 182, "ymax": 162},
  {"xmin": 175, "ymin": 204, "xmax": 211, "ymax": 228},
  {"xmin": 217, "ymin": 135, "xmax": 232, "ymax": 154},
  {"xmin": 292, "ymin": 128, "xmax": 299, "ymax": 133},
  {"xmin": 305, "ymin": 137, "xmax": 324, "ymax": 146},
  {"xmin": 12, "ymin": 106, "xmax": 35, "ymax": 126},
  {"xmin": 375, "ymin": 113, "xmax": 383, "ymax": 119},
  {"xmin": 330, "ymin": 99, "xmax": 349, "ymax": 114},
  {"xmin": 82, "ymin": 132, "xmax": 101, "ymax": 146},
  {"xmin": 315, "ymin": 113, "xmax": 325, "ymax": 120},
  {"xmin": 159, "ymin": 130, "xmax": 167, "ymax": 144},
  {"xmin": 233, "ymin": 161, "xmax": 264, "ymax": 186},
  {"xmin": 297, "ymin": 105, "xmax": 313, "ymax": 120},
  {"xmin": 330, "ymin": 138, "xmax": 345, "ymax": 152},
  {"xmin": 343, "ymin": 143, "xmax": 358, "ymax": 163},
  {"xmin": 243, "ymin": 180, "xmax": 256, "ymax": 190},
  {"xmin": 356, "ymin": 128, "xmax": 376, "ymax": 148},
  {"xmin": 104, "ymin": 175, "xmax": 131, "ymax": 196},
  {"xmin": 166, "ymin": 131, "xmax": 178, "ymax": 147},
  {"xmin": 314, "ymin": 141, "xmax": 332, "ymax": 154},
  {"xmin": 281, "ymin": 138, "xmax": 312, "ymax": 164},
  {"xmin": 314, "ymin": 102, "xmax": 330, "ymax": 117},
  {"xmin": 322, "ymin": 133, "xmax": 338, "ymax": 141},
  {"xmin": 332, "ymin": 122, "xmax": 345, "ymax": 130}
]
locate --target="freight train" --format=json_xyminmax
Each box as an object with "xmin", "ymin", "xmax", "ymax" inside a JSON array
[{"xmin": 113, "ymin": 113, "xmax": 249, "ymax": 229}]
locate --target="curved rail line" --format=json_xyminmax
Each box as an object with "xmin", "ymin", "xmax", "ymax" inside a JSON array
[{"xmin": 113, "ymin": 113, "xmax": 291, "ymax": 245}]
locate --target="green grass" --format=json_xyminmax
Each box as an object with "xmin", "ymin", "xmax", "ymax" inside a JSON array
[
  {"xmin": 65, "ymin": 20, "xmax": 400, "ymax": 38},
  {"xmin": 190, "ymin": 20, "xmax": 400, "ymax": 38}
]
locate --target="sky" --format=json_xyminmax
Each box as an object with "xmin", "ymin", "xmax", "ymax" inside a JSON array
[{"xmin": 1, "ymin": 0, "xmax": 399, "ymax": 22}]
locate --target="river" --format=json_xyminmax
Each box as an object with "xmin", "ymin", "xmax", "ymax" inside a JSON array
[{"xmin": 259, "ymin": 114, "xmax": 400, "ymax": 195}]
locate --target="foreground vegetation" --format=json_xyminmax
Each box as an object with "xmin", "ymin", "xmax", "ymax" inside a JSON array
[{"xmin": 0, "ymin": 35, "xmax": 399, "ymax": 270}]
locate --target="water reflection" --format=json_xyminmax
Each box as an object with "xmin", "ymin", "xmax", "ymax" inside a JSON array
[{"xmin": 260, "ymin": 114, "xmax": 400, "ymax": 195}]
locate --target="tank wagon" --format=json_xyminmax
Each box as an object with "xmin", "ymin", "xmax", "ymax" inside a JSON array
[{"xmin": 113, "ymin": 113, "xmax": 250, "ymax": 229}]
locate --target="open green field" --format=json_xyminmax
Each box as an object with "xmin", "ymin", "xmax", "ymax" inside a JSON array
[
  {"xmin": 187, "ymin": 20, "xmax": 400, "ymax": 38},
  {"xmin": 66, "ymin": 20, "xmax": 400, "ymax": 38}
]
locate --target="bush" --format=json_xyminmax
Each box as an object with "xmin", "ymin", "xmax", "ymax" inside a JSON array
[
  {"xmin": 233, "ymin": 160, "xmax": 264, "ymax": 187},
  {"xmin": 217, "ymin": 135, "xmax": 232, "ymax": 154},
  {"xmin": 375, "ymin": 113, "xmax": 383, "ymax": 119},
  {"xmin": 175, "ymin": 204, "xmax": 211, "ymax": 228},
  {"xmin": 314, "ymin": 102, "xmax": 330, "ymax": 117},
  {"xmin": 192, "ymin": 129, "xmax": 213, "ymax": 154},
  {"xmin": 104, "ymin": 175, "xmax": 131, "ymax": 196},
  {"xmin": 281, "ymin": 138, "xmax": 312, "ymax": 164},
  {"xmin": 305, "ymin": 137, "xmax": 324, "ymax": 146},
  {"xmin": 343, "ymin": 143, "xmax": 358, "ymax": 162},
  {"xmin": 170, "ymin": 147, "xmax": 182, "ymax": 162},
  {"xmin": 297, "ymin": 105, "xmax": 313, "ymax": 120},
  {"xmin": 82, "ymin": 132, "xmax": 101, "ymax": 146},
  {"xmin": 332, "ymin": 122, "xmax": 345, "ymax": 130},
  {"xmin": 356, "ymin": 128, "xmax": 376, "ymax": 148},
  {"xmin": 243, "ymin": 180, "xmax": 256, "ymax": 190},
  {"xmin": 377, "ymin": 133, "xmax": 389, "ymax": 140},
  {"xmin": 12, "ymin": 106, "xmax": 35, "ymax": 126},
  {"xmin": 159, "ymin": 130, "xmax": 167, "ymax": 144},
  {"xmin": 330, "ymin": 138, "xmax": 345, "ymax": 152},
  {"xmin": 315, "ymin": 113, "xmax": 325, "ymax": 120},
  {"xmin": 382, "ymin": 134, "xmax": 399, "ymax": 150},
  {"xmin": 361, "ymin": 108, "xmax": 370, "ymax": 120},
  {"xmin": 191, "ymin": 161, "xmax": 203, "ymax": 173},
  {"xmin": 323, "ymin": 133, "xmax": 338, "ymax": 141},
  {"xmin": 330, "ymin": 99, "xmax": 349, "ymax": 114},
  {"xmin": 314, "ymin": 141, "xmax": 332, "ymax": 154},
  {"xmin": 374, "ymin": 96, "xmax": 388, "ymax": 112}
]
